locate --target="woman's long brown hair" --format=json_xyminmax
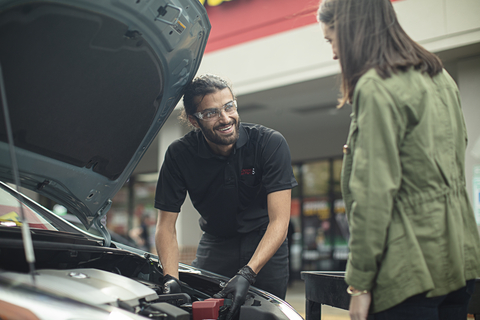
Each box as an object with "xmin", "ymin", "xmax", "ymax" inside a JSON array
[{"xmin": 318, "ymin": 0, "xmax": 443, "ymax": 107}]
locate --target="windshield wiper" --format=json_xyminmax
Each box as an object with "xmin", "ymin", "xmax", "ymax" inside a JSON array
[{"xmin": 0, "ymin": 61, "xmax": 37, "ymax": 285}]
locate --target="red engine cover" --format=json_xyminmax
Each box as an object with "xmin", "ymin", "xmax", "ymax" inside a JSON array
[{"xmin": 192, "ymin": 298, "xmax": 225, "ymax": 320}]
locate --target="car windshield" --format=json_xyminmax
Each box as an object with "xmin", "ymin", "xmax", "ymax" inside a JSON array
[{"xmin": 0, "ymin": 185, "xmax": 58, "ymax": 231}]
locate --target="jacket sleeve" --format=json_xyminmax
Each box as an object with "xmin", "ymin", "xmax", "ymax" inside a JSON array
[{"xmin": 345, "ymin": 78, "xmax": 405, "ymax": 291}]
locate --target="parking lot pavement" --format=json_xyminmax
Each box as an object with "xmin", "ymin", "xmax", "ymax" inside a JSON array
[{"xmin": 285, "ymin": 279, "xmax": 350, "ymax": 320}]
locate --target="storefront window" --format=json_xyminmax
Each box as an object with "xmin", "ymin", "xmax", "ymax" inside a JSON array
[
  {"xmin": 303, "ymin": 160, "xmax": 329, "ymax": 197},
  {"xmin": 294, "ymin": 157, "xmax": 348, "ymax": 272},
  {"xmin": 333, "ymin": 158, "xmax": 342, "ymax": 194}
]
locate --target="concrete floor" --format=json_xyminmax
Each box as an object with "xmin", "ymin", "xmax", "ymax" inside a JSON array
[{"xmin": 285, "ymin": 279, "xmax": 350, "ymax": 320}]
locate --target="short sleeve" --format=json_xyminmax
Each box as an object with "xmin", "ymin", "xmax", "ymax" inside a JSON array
[
  {"xmin": 260, "ymin": 131, "xmax": 298, "ymax": 194},
  {"xmin": 154, "ymin": 145, "xmax": 187, "ymax": 212}
]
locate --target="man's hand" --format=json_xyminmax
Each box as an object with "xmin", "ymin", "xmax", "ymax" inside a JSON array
[
  {"xmin": 213, "ymin": 266, "xmax": 256, "ymax": 320},
  {"xmin": 163, "ymin": 274, "xmax": 182, "ymax": 294},
  {"xmin": 349, "ymin": 292, "xmax": 371, "ymax": 320}
]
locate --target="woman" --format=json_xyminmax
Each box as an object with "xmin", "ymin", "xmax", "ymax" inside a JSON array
[{"xmin": 317, "ymin": 0, "xmax": 480, "ymax": 319}]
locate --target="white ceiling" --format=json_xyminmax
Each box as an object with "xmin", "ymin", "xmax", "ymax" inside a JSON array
[{"xmin": 237, "ymin": 74, "xmax": 351, "ymax": 162}]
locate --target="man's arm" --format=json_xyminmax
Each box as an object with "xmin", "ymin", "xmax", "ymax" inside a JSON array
[
  {"xmin": 155, "ymin": 210, "xmax": 180, "ymax": 279},
  {"xmin": 247, "ymin": 189, "xmax": 291, "ymax": 273},
  {"xmin": 214, "ymin": 189, "xmax": 291, "ymax": 320}
]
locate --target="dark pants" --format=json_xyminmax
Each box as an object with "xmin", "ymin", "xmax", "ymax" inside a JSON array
[
  {"xmin": 373, "ymin": 280, "xmax": 475, "ymax": 320},
  {"xmin": 191, "ymin": 228, "xmax": 289, "ymax": 299}
]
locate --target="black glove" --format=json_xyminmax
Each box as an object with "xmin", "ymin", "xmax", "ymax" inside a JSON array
[
  {"xmin": 213, "ymin": 266, "xmax": 257, "ymax": 320},
  {"xmin": 163, "ymin": 274, "xmax": 182, "ymax": 294}
]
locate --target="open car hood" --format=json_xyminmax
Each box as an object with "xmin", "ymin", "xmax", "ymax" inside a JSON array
[{"xmin": 0, "ymin": 0, "xmax": 210, "ymax": 230}]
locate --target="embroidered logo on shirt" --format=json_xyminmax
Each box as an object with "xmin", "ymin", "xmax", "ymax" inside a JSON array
[{"xmin": 241, "ymin": 168, "xmax": 255, "ymax": 176}]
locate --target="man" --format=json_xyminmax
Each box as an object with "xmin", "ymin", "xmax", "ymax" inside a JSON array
[{"xmin": 154, "ymin": 74, "xmax": 297, "ymax": 319}]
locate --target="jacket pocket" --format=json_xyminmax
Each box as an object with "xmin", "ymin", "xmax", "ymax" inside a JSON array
[{"xmin": 375, "ymin": 213, "xmax": 408, "ymax": 290}]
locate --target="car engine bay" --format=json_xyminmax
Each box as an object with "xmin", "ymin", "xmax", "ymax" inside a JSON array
[
  {"xmin": 0, "ymin": 231, "xmax": 298, "ymax": 320},
  {"xmin": 1, "ymin": 267, "xmax": 228, "ymax": 320}
]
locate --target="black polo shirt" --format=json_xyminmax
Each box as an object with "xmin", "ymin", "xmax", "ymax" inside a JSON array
[{"xmin": 154, "ymin": 123, "xmax": 297, "ymax": 237}]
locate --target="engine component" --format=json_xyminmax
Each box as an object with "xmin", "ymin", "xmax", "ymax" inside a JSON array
[
  {"xmin": 157, "ymin": 293, "xmax": 191, "ymax": 306},
  {"xmin": 192, "ymin": 298, "xmax": 225, "ymax": 320},
  {"xmin": 148, "ymin": 302, "xmax": 190, "ymax": 320}
]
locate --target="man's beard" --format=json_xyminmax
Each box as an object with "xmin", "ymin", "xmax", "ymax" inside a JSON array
[{"xmin": 198, "ymin": 118, "xmax": 241, "ymax": 146}]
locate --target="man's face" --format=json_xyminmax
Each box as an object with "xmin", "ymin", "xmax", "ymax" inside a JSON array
[{"xmin": 189, "ymin": 88, "xmax": 240, "ymax": 150}]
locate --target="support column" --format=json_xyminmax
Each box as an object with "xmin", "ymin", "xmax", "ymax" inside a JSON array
[{"xmin": 458, "ymin": 55, "xmax": 480, "ymax": 229}]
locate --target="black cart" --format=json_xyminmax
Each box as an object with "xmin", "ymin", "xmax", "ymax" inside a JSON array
[{"xmin": 301, "ymin": 271, "xmax": 480, "ymax": 320}]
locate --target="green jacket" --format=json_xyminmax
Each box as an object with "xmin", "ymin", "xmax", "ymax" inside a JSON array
[{"xmin": 342, "ymin": 67, "xmax": 480, "ymax": 313}]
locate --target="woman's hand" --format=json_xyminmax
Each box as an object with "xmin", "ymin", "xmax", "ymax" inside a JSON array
[{"xmin": 349, "ymin": 292, "xmax": 372, "ymax": 320}]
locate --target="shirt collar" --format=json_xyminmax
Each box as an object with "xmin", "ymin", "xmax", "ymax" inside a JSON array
[
  {"xmin": 197, "ymin": 123, "xmax": 247, "ymax": 159},
  {"xmin": 236, "ymin": 123, "xmax": 247, "ymax": 149}
]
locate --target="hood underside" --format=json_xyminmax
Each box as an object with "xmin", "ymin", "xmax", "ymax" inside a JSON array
[{"xmin": 0, "ymin": 0, "xmax": 210, "ymax": 229}]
